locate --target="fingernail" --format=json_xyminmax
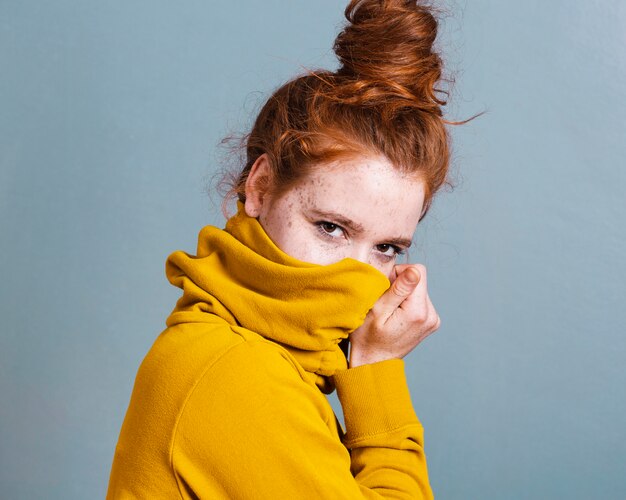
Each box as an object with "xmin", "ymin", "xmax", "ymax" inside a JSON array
[{"xmin": 405, "ymin": 268, "xmax": 420, "ymax": 285}]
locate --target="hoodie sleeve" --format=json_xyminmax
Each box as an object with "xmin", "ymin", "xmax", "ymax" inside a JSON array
[
  {"xmin": 171, "ymin": 340, "xmax": 433, "ymax": 499},
  {"xmin": 334, "ymin": 358, "xmax": 434, "ymax": 499}
]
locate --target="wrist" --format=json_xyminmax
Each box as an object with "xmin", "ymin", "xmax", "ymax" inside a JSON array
[{"xmin": 349, "ymin": 347, "xmax": 396, "ymax": 368}]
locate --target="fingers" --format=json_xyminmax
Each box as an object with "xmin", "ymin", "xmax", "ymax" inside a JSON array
[
  {"xmin": 392, "ymin": 266, "xmax": 421, "ymax": 297},
  {"xmin": 373, "ymin": 265, "xmax": 422, "ymax": 318},
  {"xmin": 373, "ymin": 264, "xmax": 441, "ymax": 332},
  {"xmin": 351, "ymin": 262, "xmax": 441, "ymax": 363},
  {"xmin": 401, "ymin": 268, "xmax": 440, "ymax": 333},
  {"xmin": 393, "ymin": 264, "xmax": 427, "ymax": 307}
]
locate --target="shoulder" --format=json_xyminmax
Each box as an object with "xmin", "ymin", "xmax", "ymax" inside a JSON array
[
  {"xmin": 138, "ymin": 319, "xmax": 302, "ymax": 389},
  {"xmin": 141, "ymin": 320, "xmax": 328, "ymax": 420},
  {"xmin": 171, "ymin": 337, "xmax": 337, "ymax": 452},
  {"xmin": 129, "ymin": 319, "xmax": 316, "ymax": 429},
  {"xmin": 180, "ymin": 336, "xmax": 323, "ymax": 413}
]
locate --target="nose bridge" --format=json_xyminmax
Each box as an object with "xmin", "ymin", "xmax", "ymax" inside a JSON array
[{"xmin": 348, "ymin": 242, "xmax": 371, "ymax": 266}]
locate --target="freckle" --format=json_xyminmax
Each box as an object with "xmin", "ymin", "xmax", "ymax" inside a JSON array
[{"xmin": 288, "ymin": 221, "xmax": 292, "ymax": 227}]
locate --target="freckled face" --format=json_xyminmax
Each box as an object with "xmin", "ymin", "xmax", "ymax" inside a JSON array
[{"xmin": 244, "ymin": 155, "xmax": 426, "ymax": 279}]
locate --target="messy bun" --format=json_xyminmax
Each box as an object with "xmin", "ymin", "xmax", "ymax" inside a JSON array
[
  {"xmin": 334, "ymin": 0, "xmax": 445, "ymax": 113},
  {"xmin": 225, "ymin": 0, "xmax": 464, "ymax": 221}
]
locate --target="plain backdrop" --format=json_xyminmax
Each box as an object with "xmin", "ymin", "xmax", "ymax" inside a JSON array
[{"xmin": 1, "ymin": 1, "xmax": 625, "ymax": 498}]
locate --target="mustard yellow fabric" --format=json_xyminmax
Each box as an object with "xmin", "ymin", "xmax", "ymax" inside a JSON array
[{"xmin": 107, "ymin": 203, "xmax": 434, "ymax": 499}]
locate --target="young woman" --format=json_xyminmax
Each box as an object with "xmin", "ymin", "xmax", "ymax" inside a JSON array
[{"xmin": 108, "ymin": 1, "xmax": 456, "ymax": 498}]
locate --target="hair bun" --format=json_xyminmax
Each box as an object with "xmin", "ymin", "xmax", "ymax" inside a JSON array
[{"xmin": 333, "ymin": 0, "xmax": 445, "ymax": 111}]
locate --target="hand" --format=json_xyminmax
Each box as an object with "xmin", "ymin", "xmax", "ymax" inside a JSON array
[{"xmin": 348, "ymin": 264, "xmax": 441, "ymax": 367}]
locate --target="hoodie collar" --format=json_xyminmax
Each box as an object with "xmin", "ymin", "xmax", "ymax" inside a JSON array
[{"xmin": 165, "ymin": 202, "xmax": 390, "ymax": 392}]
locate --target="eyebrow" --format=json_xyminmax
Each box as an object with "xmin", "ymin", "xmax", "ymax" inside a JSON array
[{"xmin": 309, "ymin": 209, "xmax": 413, "ymax": 248}]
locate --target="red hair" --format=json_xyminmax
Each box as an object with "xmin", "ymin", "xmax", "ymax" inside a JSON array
[{"xmin": 225, "ymin": 0, "xmax": 467, "ymax": 221}]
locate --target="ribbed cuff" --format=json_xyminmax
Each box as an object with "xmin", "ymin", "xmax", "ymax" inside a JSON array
[{"xmin": 333, "ymin": 359, "xmax": 420, "ymax": 444}]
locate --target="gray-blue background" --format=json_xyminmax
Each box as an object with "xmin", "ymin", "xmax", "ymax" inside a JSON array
[{"xmin": 1, "ymin": 1, "xmax": 624, "ymax": 498}]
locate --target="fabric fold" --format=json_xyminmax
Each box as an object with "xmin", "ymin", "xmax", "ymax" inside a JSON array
[{"xmin": 165, "ymin": 201, "xmax": 390, "ymax": 390}]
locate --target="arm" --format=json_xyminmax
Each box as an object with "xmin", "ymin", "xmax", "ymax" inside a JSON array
[
  {"xmin": 334, "ymin": 358, "xmax": 433, "ymax": 499},
  {"xmin": 170, "ymin": 340, "xmax": 432, "ymax": 499},
  {"xmin": 335, "ymin": 263, "xmax": 440, "ymax": 498}
]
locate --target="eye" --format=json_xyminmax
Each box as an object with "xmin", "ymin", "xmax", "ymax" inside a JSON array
[
  {"xmin": 316, "ymin": 221, "xmax": 345, "ymax": 239},
  {"xmin": 375, "ymin": 243, "xmax": 405, "ymax": 259}
]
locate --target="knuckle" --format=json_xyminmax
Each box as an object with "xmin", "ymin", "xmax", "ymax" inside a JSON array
[
  {"xmin": 430, "ymin": 315, "xmax": 441, "ymax": 331},
  {"xmin": 409, "ymin": 309, "xmax": 428, "ymax": 324},
  {"xmin": 371, "ymin": 315, "xmax": 386, "ymax": 332}
]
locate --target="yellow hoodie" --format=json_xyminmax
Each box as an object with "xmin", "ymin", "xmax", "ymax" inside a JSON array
[{"xmin": 107, "ymin": 203, "xmax": 434, "ymax": 499}]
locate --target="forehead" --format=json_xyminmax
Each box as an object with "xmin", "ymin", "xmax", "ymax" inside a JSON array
[{"xmin": 289, "ymin": 155, "xmax": 425, "ymax": 232}]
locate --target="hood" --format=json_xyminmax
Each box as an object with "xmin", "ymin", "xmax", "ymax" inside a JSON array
[{"xmin": 165, "ymin": 202, "xmax": 390, "ymax": 392}]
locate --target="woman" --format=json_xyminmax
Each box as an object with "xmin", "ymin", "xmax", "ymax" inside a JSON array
[{"xmin": 107, "ymin": 0, "xmax": 455, "ymax": 498}]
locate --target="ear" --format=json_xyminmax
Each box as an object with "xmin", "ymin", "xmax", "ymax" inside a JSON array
[{"xmin": 244, "ymin": 153, "xmax": 273, "ymax": 218}]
